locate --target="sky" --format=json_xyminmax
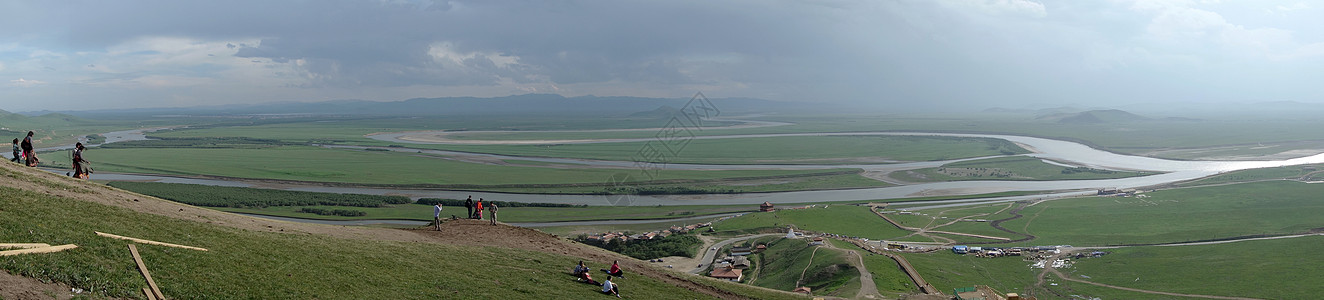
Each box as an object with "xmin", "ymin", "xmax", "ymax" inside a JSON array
[{"xmin": 1, "ymin": 0, "xmax": 1323, "ymax": 112}]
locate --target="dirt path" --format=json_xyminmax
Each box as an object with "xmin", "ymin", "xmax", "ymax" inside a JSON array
[
  {"xmin": 0, "ymin": 269, "xmax": 76, "ymax": 300},
  {"xmin": 821, "ymin": 241, "xmax": 882, "ymax": 299},
  {"xmin": 796, "ymin": 246, "xmax": 822, "ymax": 288}
]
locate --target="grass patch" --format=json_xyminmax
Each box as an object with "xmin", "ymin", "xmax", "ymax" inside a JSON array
[
  {"xmin": 713, "ymin": 205, "xmax": 909, "ymax": 240},
  {"xmin": 899, "ymin": 251, "xmax": 1039, "ymax": 296},
  {"xmin": 82, "ymin": 146, "xmax": 858, "ymax": 187},
  {"xmin": 0, "ymin": 186, "xmax": 749, "ymax": 299},
  {"xmin": 827, "ymin": 239, "xmax": 917, "ymax": 296},
  {"xmin": 1018, "ymin": 180, "xmax": 1324, "ymax": 246},
  {"xmin": 107, "ymin": 182, "xmax": 409, "ymax": 208},
  {"xmin": 892, "ymin": 156, "xmax": 1155, "ymax": 182},
  {"xmin": 748, "ymin": 238, "xmax": 857, "ymax": 296},
  {"xmin": 403, "ymin": 135, "xmax": 1027, "ymax": 165},
  {"xmin": 1175, "ymin": 164, "xmax": 1321, "ymax": 187},
  {"xmin": 1071, "ymin": 235, "xmax": 1324, "ymax": 299}
]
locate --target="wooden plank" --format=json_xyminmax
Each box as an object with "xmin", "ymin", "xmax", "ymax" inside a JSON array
[
  {"xmin": 129, "ymin": 244, "xmax": 166, "ymax": 300},
  {"xmin": 0, "ymin": 243, "xmax": 51, "ymax": 249},
  {"xmin": 0, "ymin": 244, "xmax": 78, "ymax": 257},
  {"xmin": 96, "ymin": 231, "xmax": 208, "ymax": 252},
  {"xmin": 143, "ymin": 287, "xmax": 158, "ymax": 300}
]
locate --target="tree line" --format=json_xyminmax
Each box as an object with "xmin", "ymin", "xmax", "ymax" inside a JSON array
[
  {"xmin": 109, "ymin": 182, "xmax": 410, "ymax": 208},
  {"xmin": 415, "ymin": 198, "xmax": 586, "ymax": 208}
]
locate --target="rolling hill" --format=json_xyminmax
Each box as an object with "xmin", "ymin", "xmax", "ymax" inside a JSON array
[
  {"xmin": 0, "ymin": 162, "xmax": 805, "ymax": 299},
  {"xmin": 1037, "ymin": 109, "xmax": 1150, "ymax": 124}
]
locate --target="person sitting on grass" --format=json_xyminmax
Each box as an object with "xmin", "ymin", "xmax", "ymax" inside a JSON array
[
  {"xmin": 573, "ymin": 261, "xmax": 590, "ymax": 276},
  {"xmin": 602, "ymin": 276, "xmax": 620, "ymax": 298},
  {"xmin": 605, "ymin": 260, "xmax": 625, "ymax": 278},
  {"xmin": 577, "ymin": 267, "xmax": 599, "ymax": 285}
]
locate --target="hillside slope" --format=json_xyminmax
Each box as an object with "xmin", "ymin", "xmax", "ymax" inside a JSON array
[{"xmin": 0, "ymin": 162, "xmax": 805, "ymax": 299}]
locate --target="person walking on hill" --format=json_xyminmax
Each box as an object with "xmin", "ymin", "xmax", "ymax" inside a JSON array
[
  {"xmin": 465, "ymin": 196, "xmax": 474, "ymax": 219},
  {"xmin": 21, "ymin": 131, "xmax": 36, "ymax": 167},
  {"xmin": 10, "ymin": 139, "xmax": 19, "ymax": 163},
  {"xmin": 71, "ymin": 142, "xmax": 89, "ymax": 179},
  {"xmin": 489, "ymin": 202, "xmax": 498, "ymax": 225},
  {"xmin": 433, "ymin": 202, "xmax": 445, "ymax": 230},
  {"xmin": 475, "ymin": 198, "xmax": 484, "ymax": 220}
]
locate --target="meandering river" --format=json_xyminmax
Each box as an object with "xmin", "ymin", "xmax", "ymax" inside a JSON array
[{"xmin": 32, "ymin": 125, "xmax": 1324, "ymax": 225}]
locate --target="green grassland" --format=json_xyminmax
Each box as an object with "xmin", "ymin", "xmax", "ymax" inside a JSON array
[
  {"xmin": 827, "ymin": 239, "xmax": 918, "ymax": 297},
  {"xmin": 0, "ymin": 185, "xmax": 807, "ymax": 300},
  {"xmin": 390, "ymin": 135, "xmax": 1028, "ymax": 165},
  {"xmin": 713, "ymin": 205, "xmax": 909, "ymax": 240},
  {"xmin": 78, "ymin": 146, "xmax": 859, "ymax": 187},
  {"xmin": 891, "ymin": 156, "xmax": 1155, "ymax": 182},
  {"xmin": 1013, "ymin": 180, "xmax": 1324, "ymax": 246},
  {"xmin": 899, "ymin": 251, "xmax": 1039, "ymax": 296},
  {"xmin": 1071, "ymin": 235, "xmax": 1324, "ymax": 299},
  {"xmin": 747, "ymin": 237, "xmax": 858, "ymax": 297},
  {"xmin": 481, "ymin": 172, "xmax": 892, "ymax": 195},
  {"xmin": 886, "ymin": 203, "xmax": 1009, "ymax": 229},
  {"xmin": 1175, "ymin": 164, "xmax": 1323, "ymax": 186},
  {"xmin": 149, "ymin": 115, "xmax": 706, "ymax": 142},
  {"xmin": 218, "ymin": 203, "xmax": 757, "ymax": 223}
]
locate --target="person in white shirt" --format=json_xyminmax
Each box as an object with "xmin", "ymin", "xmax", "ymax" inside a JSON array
[
  {"xmin": 433, "ymin": 203, "xmax": 444, "ymax": 230},
  {"xmin": 602, "ymin": 276, "xmax": 620, "ymax": 297}
]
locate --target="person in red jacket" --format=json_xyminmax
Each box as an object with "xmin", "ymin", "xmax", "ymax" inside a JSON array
[
  {"xmin": 606, "ymin": 260, "xmax": 625, "ymax": 278},
  {"xmin": 474, "ymin": 198, "xmax": 484, "ymax": 220}
]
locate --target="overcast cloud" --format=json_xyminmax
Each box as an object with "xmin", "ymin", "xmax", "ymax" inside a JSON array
[{"xmin": 1, "ymin": 0, "xmax": 1322, "ymax": 112}]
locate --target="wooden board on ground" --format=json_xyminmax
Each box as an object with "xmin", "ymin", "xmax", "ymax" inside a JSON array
[
  {"xmin": 0, "ymin": 243, "xmax": 51, "ymax": 249},
  {"xmin": 143, "ymin": 287, "xmax": 158, "ymax": 300},
  {"xmin": 96, "ymin": 231, "xmax": 209, "ymax": 251},
  {"xmin": 0, "ymin": 244, "xmax": 78, "ymax": 257},
  {"xmin": 129, "ymin": 244, "xmax": 166, "ymax": 300}
]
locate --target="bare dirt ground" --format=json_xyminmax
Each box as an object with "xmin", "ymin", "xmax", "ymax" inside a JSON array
[
  {"xmin": 0, "ymin": 270, "xmax": 76, "ymax": 300},
  {"xmin": 0, "ymin": 163, "xmax": 795, "ymax": 300}
]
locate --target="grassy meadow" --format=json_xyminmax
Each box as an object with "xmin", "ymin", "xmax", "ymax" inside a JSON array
[
  {"xmin": 1070, "ymin": 235, "xmax": 1324, "ymax": 299},
  {"xmin": 0, "ymin": 185, "xmax": 810, "ymax": 299},
  {"xmin": 746, "ymin": 237, "xmax": 858, "ymax": 297},
  {"xmin": 79, "ymin": 146, "xmax": 860, "ymax": 187}
]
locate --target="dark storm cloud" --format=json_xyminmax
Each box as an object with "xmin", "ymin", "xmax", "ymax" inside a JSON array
[{"xmin": 3, "ymin": 0, "xmax": 1324, "ymax": 111}]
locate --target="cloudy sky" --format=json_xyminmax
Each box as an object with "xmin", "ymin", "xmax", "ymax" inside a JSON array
[{"xmin": 1, "ymin": 0, "xmax": 1322, "ymax": 112}]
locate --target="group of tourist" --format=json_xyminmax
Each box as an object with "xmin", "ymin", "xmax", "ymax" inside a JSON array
[
  {"xmin": 464, "ymin": 195, "xmax": 498, "ymax": 224},
  {"xmin": 430, "ymin": 195, "xmax": 500, "ymax": 230},
  {"xmin": 573, "ymin": 260, "xmax": 627, "ymax": 298},
  {"xmin": 10, "ymin": 131, "xmax": 90, "ymax": 179}
]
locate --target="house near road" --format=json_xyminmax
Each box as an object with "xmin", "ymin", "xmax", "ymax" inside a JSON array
[
  {"xmin": 709, "ymin": 266, "xmax": 743, "ymax": 281},
  {"xmin": 810, "ymin": 237, "xmax": 824, "ymax": 246},
  {"xmin": 731, "ymin": 245, "xmax": 753, "ymax": 256}
]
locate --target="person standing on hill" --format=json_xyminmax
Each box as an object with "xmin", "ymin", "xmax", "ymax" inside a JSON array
[
  {"xmin": 71, "ymin": 142, "xmax": 89, "ymax": 179},
  {"xmin": 465, "ymin": 196, "xmax": 474, "ymax": 219},
  {"xmin": 10, "ymin": 139, "xmax": 19, "ymax": 163},
  {"xmin": 475, "ymin": 198, "xmax": 484, "ymax": 220},
  {"xmin": 433, "ymin": 202, "xmax": 444, "ymax": 230},
  {"xmin": 489, "ymin": 202, "xmax": 498, "ymax": 225},
  {"xmin": 21, "ymin": 131, "xmax": 36, "ymax": 167}
]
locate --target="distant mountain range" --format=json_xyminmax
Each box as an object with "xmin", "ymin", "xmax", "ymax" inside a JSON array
[
  {"xmin": 983, "ymin": 107, "xmax": 1200, "ymax": 124},
  {"xmin": 32, "ymin": 94, "xmax": 829, "ymax": 118}
]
